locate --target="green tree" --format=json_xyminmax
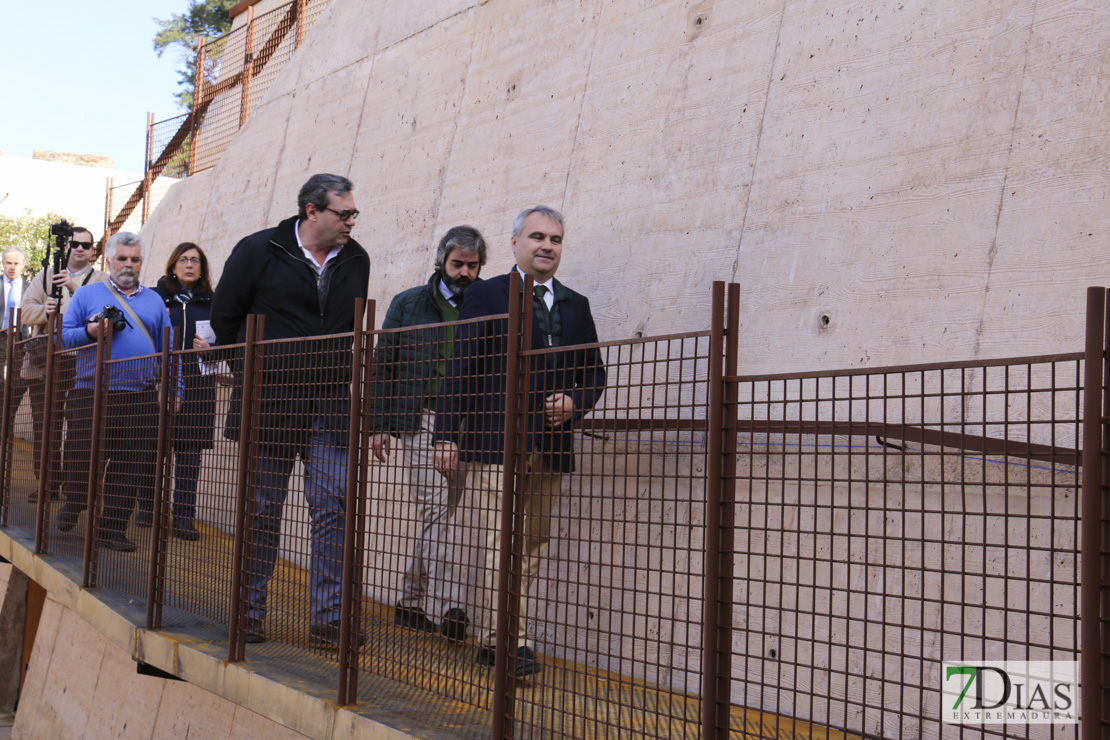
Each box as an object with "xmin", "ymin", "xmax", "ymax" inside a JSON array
[
  {"xmin": 153, "ymin": 0, "xmax": 236, "ymax": 109},
  {"xmin": 0, "ymin": 210, "xmax": 74, "ymax": 283}
]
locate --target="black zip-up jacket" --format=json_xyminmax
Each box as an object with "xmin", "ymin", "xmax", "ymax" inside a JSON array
[
  {"xmin": 211, "ymin": 216, "xmax": 370, "ymax": 450},
  {"xmin": 153, "ymin": 277, "xmax": 217, "ymax": 450}
]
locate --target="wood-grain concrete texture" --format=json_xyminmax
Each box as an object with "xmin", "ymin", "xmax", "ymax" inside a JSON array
[{"xmin": 138, "ymin": 0, "xmax": 1110, "ymax": 372}]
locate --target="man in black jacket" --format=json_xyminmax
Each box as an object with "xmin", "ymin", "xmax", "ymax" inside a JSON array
[
  {"xmin": 433, "ymin": 206, "xmax": 606, "ymax": 677},
  {"xmin": 211, "ymin": 173, "xmax": 370, "ymax": 646},
  {"xmin": 369, "ymin": 225, "xmax": 486, "ymax": 642}
]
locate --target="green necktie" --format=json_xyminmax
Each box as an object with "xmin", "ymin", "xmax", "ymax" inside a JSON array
[{"xmin": 533, "ymin": 284, "xmax": 552, "ymax": 344}]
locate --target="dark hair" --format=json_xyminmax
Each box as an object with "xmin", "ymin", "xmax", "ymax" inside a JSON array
[
  {"xmin": 164, "ymin": 242, "xmax": 213, "ymax": 294},
  {"xmin": 434, "ymin": 225, "xmax": 488, "ymax": 273},
  {"xmin": 297, "ymin": 173, "xmax": 353, "ymax": 219}
]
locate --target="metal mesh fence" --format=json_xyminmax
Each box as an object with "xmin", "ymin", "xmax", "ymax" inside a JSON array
[
  {"xmin": 156, "ymin": 344, "xmax": 241, "ymax": 626},
  {"xmin": 150, "ymin": 113, "xmax": 190, "ymax": 179},
  {"xmin": 106, "ymin": 179, "xmax": 145, "ymax": 237},
  {"xmin": 508, "ymin": 334, "xmax": 713, "ymax": 740},
  {"xmin": 1, "ymin": 329, "xmax": 36, "ymax": 530},
  {"xmin": 38, "ymin": 344, "xmax": 80, "ymax": 558},
  {"xmin": 234, "ymin": 333, "xmax": 358, "ymax": 656},
  {"xmin": 101, "ymin": 0, "xmax": 333, "ymax": 245},
  {"xmin": 730, "ymin": 358, "xmax": 1084, "ymax": 740},
  {"xmin": 0, "ymin": 283, "xmax": 1102, "ymax": 738},
  {"xmin": 191, "ymin": 0, "xmax": 332, "ymax": 174},
  {"xmin": 357, "ymin": 316, "xmax": 511, "ymax": 719},
  {"xmin": 191, "ymin": 27, "xmax": 248, "ymax": 174}
]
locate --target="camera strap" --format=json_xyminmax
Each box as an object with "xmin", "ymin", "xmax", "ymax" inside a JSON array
[{"xmin": 104, "ymin": 282, "xmax": 158, "ymax": 353}]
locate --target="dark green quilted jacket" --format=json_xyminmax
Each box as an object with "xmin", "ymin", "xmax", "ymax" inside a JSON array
[{"xmin": 368, "ymin": 273, "xmax": 465, "ymax": 434}]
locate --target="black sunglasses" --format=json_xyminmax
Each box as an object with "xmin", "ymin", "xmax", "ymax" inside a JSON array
[
  {"xmin": 70, "ymin": 241, "xmax": 94, "ymax": 250},
  {"xmin": 322, "ymin": 207, "xmax": 360, "ymax": 221}
]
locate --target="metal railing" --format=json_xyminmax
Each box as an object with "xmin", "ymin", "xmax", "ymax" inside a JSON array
[
  {"xmin": 101, "ymin": 0, "xmax": 332, "ymax": 248},
  {"xmin": 0, "ymin": 281, "xmax": 1105, "ymax": 740}
]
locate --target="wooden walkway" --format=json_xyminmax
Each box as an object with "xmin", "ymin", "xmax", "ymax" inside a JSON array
[{"xmin": 4, "ymin": 437, "xmax": 859, "ymax": 740}]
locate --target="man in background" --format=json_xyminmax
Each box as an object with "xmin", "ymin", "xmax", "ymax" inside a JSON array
[
  {"xmin": 20, "ymin": 227, "xmax": 108, "ymax": 501},
  {"xmin": 1, "ymin": 248, "xmax": 30, "ymax": 431}
]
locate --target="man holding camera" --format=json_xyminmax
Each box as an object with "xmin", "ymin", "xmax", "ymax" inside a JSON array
[
  {"xmin": 55, "ymin": 232, "xmax": 177, "ymax": 552},
  {"xmin": 20, "ymin": 226, "xmax": 108, "ymax": 501}
]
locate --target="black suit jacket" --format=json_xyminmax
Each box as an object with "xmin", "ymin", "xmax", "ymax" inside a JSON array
[
  {"xmin": 3, "ymin": 278, "xmax": 31, "ymax": 340},
  {"xmin": 435, "ymin": 272, "xmax": 605, "ymax": 472}
]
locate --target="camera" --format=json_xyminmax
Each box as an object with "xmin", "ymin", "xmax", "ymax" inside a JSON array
[
  {"xmin": 90, "ymin": 305, "xmax": 131, "ymax": 333},
  {"xmin": 44, "ymin": 220, "xmax": 77, "ymax": 300}
]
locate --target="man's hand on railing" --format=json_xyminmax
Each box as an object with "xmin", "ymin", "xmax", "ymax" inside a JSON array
[
  {"xmin": 433, "ymin": 441, "xmax": 459, "ymax": 478},
  {"xmin": 370, "ymin": 432, "xmax": 392, "ymax": 462}
]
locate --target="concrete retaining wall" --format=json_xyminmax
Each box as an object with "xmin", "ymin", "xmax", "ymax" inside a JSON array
[{"xmin": 138, "ymin": 0, "xmax": 1110, "ymax": 373}]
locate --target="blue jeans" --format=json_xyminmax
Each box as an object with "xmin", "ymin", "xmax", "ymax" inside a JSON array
[{"xmin": 245, "ymin": 418, "xmax": 348, "ymax": 625}]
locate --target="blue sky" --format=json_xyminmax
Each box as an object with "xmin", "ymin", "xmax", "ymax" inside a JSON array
[{"xmin": 1, "ymin": 1, "xmax": 194, "ymax": 174}]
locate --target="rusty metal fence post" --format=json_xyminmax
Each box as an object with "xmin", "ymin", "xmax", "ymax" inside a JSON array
[
  {"xmin": 102, "ymin": 177, "xmax": 113, "ymax": 253},
  {"xmin": 141, "ymin": 112, "xmax": 154, "ymax": 224},
  {"xmin": 240, "ymin": 7, "xmax": 256, "ymax": 128},
  {"xmin": 715, "ymin": 282, "xmax": 740, "ymax": 736},
  {"xmin": 0, "ymin": 321, "xmax": 15, "ymax": 528},
  {"xmin": 491, "ymin": 270, "xmax": 529, "ymax": 739},
  {"xmin": 338, "ymin": 299, "xmax": 369, "ymax": 706},
  {"xmin": 702, "ymin": 282, "xmax": 727, "ymax": 740},
  {"xmin": 146, "ymin": 326, "xmax": 175, "ymax": 630},
  {"xmin": 229, "ymin": 315, "xmax": 260, "ymax": 661},
  {"xmin": 351, "ymin": 300, "xmax": 375, "ymax": 702},
  {"xmin": 1082, "ymin": 286, "xmax": 1109, "ymax": 740},
  {"xmin": 34, "ymin": 315, "xmax": 61, "ymax": 553},
  {"xmin": 188, "ymin": 38, "xmax": 207, "ymax": 177},
  {"xmin": 295, "ymin": 0, "xmax": 307, "ymax": 47}
]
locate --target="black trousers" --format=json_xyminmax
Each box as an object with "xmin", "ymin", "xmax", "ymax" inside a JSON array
[{"xmin": 64, "ymin": 388, "xmax": 158, "ymax": 538}]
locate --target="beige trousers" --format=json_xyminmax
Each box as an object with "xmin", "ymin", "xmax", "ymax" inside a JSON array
[{"xmin": 472, "ymin": 453, "xmax": 561, "ymax": 648}]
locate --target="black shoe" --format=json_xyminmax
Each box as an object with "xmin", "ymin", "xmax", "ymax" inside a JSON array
[
  {"xmin": 441, "ymin": 608, "xmax": 469, "ymax": 643},
  {"xmin": 56, "ymin": 506, "xmax": 79, "ymax": 533},
  {"xmin": 97, "ymin": 536, "xmax": 137, "ymax": 553},
  {"xmin": 172, "ymin": 521, "xmax": 200, "ymax": 541},
  {"xmin": 474, "ymin": 645, "xmax": 543, "ymax": 677},
  {"xmin": 310, "ymin": 620, "xmax": 366, "ymax": 648},
  {"xmin": 394, "ymin": 604, "xmax": 436, "ymax": 633},
  {"xmin": 243, "ymin": 618, "xmax": 266, "ymax": 644}
]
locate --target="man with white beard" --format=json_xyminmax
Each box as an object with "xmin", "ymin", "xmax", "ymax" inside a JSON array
[{"xmin": 56, "ymin": 232, "xmax": 178, "ymax": 552}]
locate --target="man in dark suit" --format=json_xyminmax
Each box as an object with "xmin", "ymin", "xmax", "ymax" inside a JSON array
[
  {"xmin": 433, "ymin": 205, "xmax": 605, "ymax": 677},
  {"xmin": 2, "ymin": 248, "xmax": 29, "ymax": 330},
  {"xmin": 1, "ymin": 247, "xmax": 31, "ymax": 425}
]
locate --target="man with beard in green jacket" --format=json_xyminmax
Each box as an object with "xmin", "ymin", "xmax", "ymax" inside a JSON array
[{"xmin": 369, "ymin": 225, "xmax": 487, "ymax": 643}]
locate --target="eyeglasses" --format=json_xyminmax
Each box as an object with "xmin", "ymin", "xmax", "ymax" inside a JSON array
[
  {"xmin": 322, "ymin": 207, "xmax": 360, "ymax": 221},
  {"xmin": 176, "ymin": 256, "xmax": 201, "ymax": 265},
  {"xmin": 70, "ymin": 241, "xmax": 94, "ymax": 250},
  {"xmin": 113, "ymin": 256, "xmax": 142, "ymax": 264}
]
